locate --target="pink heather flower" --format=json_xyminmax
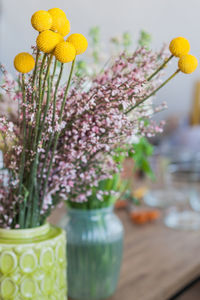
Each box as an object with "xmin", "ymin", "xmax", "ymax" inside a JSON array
[{"xmin": 0, "ymin": 45, "xmax": 169, "ymax": 227}]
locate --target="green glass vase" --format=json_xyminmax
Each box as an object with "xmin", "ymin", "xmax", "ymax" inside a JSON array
[
  {"xmin": 0, "ymin": 223, "xmax": 67, "ymax": 299},
  {"xmin": 61, "ymin": 206, "xmax": 124, "ymax": 300}
]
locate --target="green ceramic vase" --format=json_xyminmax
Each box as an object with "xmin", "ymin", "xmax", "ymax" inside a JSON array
[{"xmin": 0, "ymin": 223, "xmax": 67, "ymax": 300}]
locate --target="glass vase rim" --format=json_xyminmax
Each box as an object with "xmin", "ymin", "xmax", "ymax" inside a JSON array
[
  {"xmin": 0, "ymin": 222, "xmax": 50, "ymax": 240},
  {"xmin": 67, "ymin": 205, "xmax": 114, "ymax": 215}
]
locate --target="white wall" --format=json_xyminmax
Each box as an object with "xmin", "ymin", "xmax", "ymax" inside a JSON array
[{"xmin": 1, "ymin": 0, "xmax": 200, "ymax": 118}]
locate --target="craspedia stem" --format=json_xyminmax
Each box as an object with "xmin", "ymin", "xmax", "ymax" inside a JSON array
[
  {"xmin": 33, "ymin": 53, "xmax": 47, "ymax": 150},
  {"xmin": 125, "ymin": 69, "xmax": 180, "ymax": 114},
  {"xmin": 38, "ymin": 63, "xmax": 64, "ymax": 191},
  {"xmin": 25, "ymin": 53, "xmax": 47, "ymax": 228},
  {"xmin": 147, "ymin": 54, "xmax": 173, "ymax": 81},
  {"xmin": 41, "ymin": 57, "xmax": 76, "ymax": 208},
  {"xmin": 18, "ymin": 74, "xmax": 27, "ymax": 227}
]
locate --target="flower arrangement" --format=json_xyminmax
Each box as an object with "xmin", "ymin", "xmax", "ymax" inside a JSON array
[
  {"xmin": 0, "ymin": 8, "xmax": 87, "ymax": 229},
  {"xmin": 60, "ymin": 33, "xmax": 198, "ymax": 298},
  {"xmin": 51, "ymin": 36, "xmax": 198, "ymax": 209},
  {"xmin": 76, "ymin": 28, "xmax": 156, "ymax": 202},
  {"xmin": 0, "ymin": 5, "xmax": 198, "ymax": 229}
]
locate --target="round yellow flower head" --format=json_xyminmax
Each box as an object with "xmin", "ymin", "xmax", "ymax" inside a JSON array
[
  {"xmin": 48, "ymin": 7, "xmax": 66, "ymax": 18},
  {"xmin": 31, "ymin": 10, "xmax": 52, "ymax": 32},
  {"xmin": 67, "ymin": 33, "xmax": 88, "ymax": 55},
  {"xmin": 36, "ymin": 30, "xmax": 64, "ymax": 53},
  {"xmin": 178, "ymin": 54, "xmax": 198, "ymax": 74},
  {"xmin": 58, "ymin": 18, "xmax": 70, "ymax": 37},
  {"xmin": 54, "ymin": 41, "xmax": 76, "ymax": 63},
  {"xmin": 48, "ymin": 8, "xmax": 70, "ymax": 37},
  {"xmin": 14, "ymin": 52, "xmax": 35, "ymax": 73},
  {"xmin": 169, "ymin": 37, "xmax": 190, "ymax": 57}
]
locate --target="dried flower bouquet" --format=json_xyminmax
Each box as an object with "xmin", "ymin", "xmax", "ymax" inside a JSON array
[{"xmin": 0, "ymin": 7, "xmax": 198, "ymax": 227}]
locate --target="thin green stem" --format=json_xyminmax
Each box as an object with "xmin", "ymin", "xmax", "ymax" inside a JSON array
[
  {"xmin": 18, "ymin": 74, "xmax": 27, "ymax": 227},
  {"xmin": 32, "ymin": 49, "xmax": 40, "ymax": 95},
  {"xmin": 29, "ymin": 59, "xmax": 58, "ymax": 227},
  {"xmin": 24, "ymin": 53, "xmax": 47, "ymax": 228},
  {"xmin": 27, "ymin": 49, "xmax": 40, "ymax": 150},
  {"xmin": 51, "ymin": 57, "xmax": 57, "ymax": 82},
  {"xmin": 30, "ymin": 78, "xmax": 52, "ymax": 225},
  {"xmin": 33, "ymin": 53, "xmax": 47, "ymax": 150},
  {"xmin": 147, "ymin": 55, "xmax": 173, "ymax": 81},
  {"xmin": 59, "ymin": 59, "xmax": 76, "ymax": 123},
  {"xmin": 28, "ymin": 55, "xmax": 54, "ymax": 228},
  {"xmin": 41, "ymin": 58, "xmax": 76, "ymax": 210},
  {"xmin": 37, "ymin": 77, "xmax": 52, "ymax": 145},
  {"xmin": 35, "ymin": 58, "xmax": 58, "ymax": 155},
  {"xmin": 30, "ymin": 172, "xmax": 40, "ymax": 227},
  {"xmin": 39, "ymin": 64, "xmax": 64, "ymax": 188},
  {"xmin": 41, "ymin": 54, "xmax": 53, "ymax": 102},
  {"xmin": 37, "ymin": 54, "xmax": 53, "ymax": 145},
  {"xmin": 52, "ymin": 63, "xmax": 64, "ymax": 126},
  {"xmin": 125, "ymin": 69, "xmax": 180, "ymax": 114}
]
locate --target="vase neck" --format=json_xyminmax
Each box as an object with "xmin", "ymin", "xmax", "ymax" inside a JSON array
[{"xmin": 67, "ymin": 206, "xmax": 114, "ymax": 218}]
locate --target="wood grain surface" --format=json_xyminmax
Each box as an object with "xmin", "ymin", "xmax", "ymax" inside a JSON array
[
  {"xmin": 50, "ymin": 206, "xmax": 200, "ymax": 300},
  {"xmin": 108, "ymin": 210, "xmax": 200, "ymax": 300}
]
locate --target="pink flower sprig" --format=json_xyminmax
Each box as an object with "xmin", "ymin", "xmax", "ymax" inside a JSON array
[
  {"xmin": 44, "ymin": 47, "xmax": 169, "ymax": 206},
  {"xmin": 0, "ymin": 44, "xmax": 170, "ymax": 227}
]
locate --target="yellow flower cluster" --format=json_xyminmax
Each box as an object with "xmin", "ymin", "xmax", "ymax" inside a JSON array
[
  {"xmin": 169, "ymin": 37, "xmax": 198, "ymax": 74},
  {"xmin": 14, "ymin": 7, "xmax": 88, "ymax": 72},
  {"xmin": 32, "ymin": 7, "xmax": 87, "ymax": 61},
  {"xmin": 31, "ymin": 7, "xmax": 70, "ymax": 37},
  {"xmin": 55, "ymin": 33, "xmax": 88, "ymax": 63}
]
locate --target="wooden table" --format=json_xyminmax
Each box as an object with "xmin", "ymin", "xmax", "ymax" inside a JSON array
[
  {"xmin": 50, "ymin": 206, "xmax": 200, "ymax": 300},
  {"xmin": 109, "ymin": 210, "xmax": 200, "ymax": 300}
]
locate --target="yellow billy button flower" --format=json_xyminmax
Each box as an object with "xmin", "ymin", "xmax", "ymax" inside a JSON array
[
  {"xmin": 178, "ymin": 54, "xmax": 198, "ymax": 74},
  {"xmin": 67, "ymin": 33, "xmax": 88, "ymax": 55},
  {"xmin": 36, "ymin": 30, "xmax": 64, "ymax": 53},
  {"xmin": 48, "ymin": 8, "xmax": 70, "ymax": 37},
  {"xmin": 58, "ymin": 18, "xmax": 70, "ymax": 37},
  {"xmin": 54, "ymin": 42, "xmax": 76, "ymax": 63},
  {"xmin": 169, "ymin": 37, "xmax": 190, "ymax": 57},
  {"xmin": 14, "ymin": 52, "xmax": 35, "ymax": 73},
  {"xmin": 31, "ymin": 10, "xmax": 52, "ymax": 32}
]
